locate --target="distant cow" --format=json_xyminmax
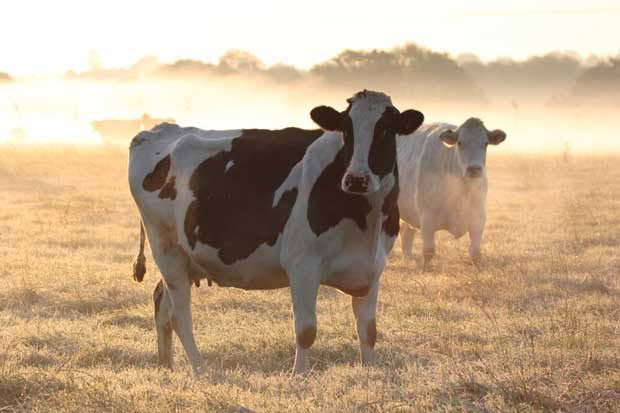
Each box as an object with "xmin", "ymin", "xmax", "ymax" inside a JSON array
[
  {"xmin": 128, "ymin": 90, "xmax": 424, "ymax": 375},
  {"xmin": 396, "ymin": 118, "xmax": 506, "ymax": 269},
  {"xmin": 92, "ymin": 114, "xmax": 175, "ymax": 143}
]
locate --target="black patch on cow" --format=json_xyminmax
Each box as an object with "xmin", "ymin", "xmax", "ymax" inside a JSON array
[
  {"xmin": 143, "ymin": 155, "xmax": 171, "ymax": 192},
  {"xmin": 184, "ymin": 128, "xmax": 323, "ymax": 264},
  {"xmin": 381, "ymin": 168, "xmax": 400, "ymax": 237},
  {"xmin": 307, "ymin": 147, "xmax": 372, "ymax": 236},
  {"xmin": 341, "ymin": 115, "xmax": 354, "ymax": 162},
  {"xmin": 369, "ymin": 108, "xmax": 398, "ymax": 180},
  {"xmin": 158, "ymin": 176, "xmax": 177, "ymax": 200}
]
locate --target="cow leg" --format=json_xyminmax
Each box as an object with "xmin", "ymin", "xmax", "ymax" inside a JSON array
[
  {"xmin": 421, "ymin": 224, "xmax": 436, "ymax": 271},
  {"xmin": 469, "ymin": 224, "xmax": 484, "ymax": 266},
  {"xmin": 153, "ymin": 279, "xmax": 173, "ymax": 369},
  {"xmin": 166, "ymin": 277, "xmax": 203, "ymax": 376},
  {"xmin": 400, "ymin": 222, "xmax": 415, "ymax": 261},
  {"xmin": 289, "ymin": 273, "xmax": 320, "ymax": 375},
  {"xmin": 351, "ymin": 282, "xmax": 379, "ymax": 366},
  {"xmin": 152, "ymin": 241, "xmax": 204, "ymax": 376}
]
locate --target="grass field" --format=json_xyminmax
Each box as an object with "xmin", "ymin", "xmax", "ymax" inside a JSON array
[{"xmin": 1, "ymin": 145, "xmax": 619, "ymax": 412}]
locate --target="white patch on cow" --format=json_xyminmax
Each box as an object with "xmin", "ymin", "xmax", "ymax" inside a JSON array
[
  {"xmin": 225, "ymin": 160, "xmax": 234, "ymax": 172},
  {"xmin": 272, "ymin": 160, "xmax": 303, "ymax": 208},
  {"xmin": 345, "ymin": 91, "xmax": 393, "ymax": 193}
]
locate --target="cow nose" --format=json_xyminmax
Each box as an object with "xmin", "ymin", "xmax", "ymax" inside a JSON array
[
  {"xmin": 343, "ymin": 173, "xmax": 370, "ymax": 193},
  {"xmin": 466, "ymin": 165, "xmax": 483, "ymax": 178}
]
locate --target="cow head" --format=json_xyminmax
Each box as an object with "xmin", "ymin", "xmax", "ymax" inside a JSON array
[
  {"xmin": 311, "ymin": 90, "xmax": 424, "ymax": 194},
  {"xmin": 439, "ymin": 118, "xmax": 506, "ymax": 178}
]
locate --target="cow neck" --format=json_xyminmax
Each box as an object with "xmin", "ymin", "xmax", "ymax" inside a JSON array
[{"xmin": 357, "ymin": 158, "xmax": 398, "ymax": 266}]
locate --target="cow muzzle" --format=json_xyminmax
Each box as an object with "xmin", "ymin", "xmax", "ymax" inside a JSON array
[
  {"xmin": 342, "ymin": 172, "xmax": 374, "ymax": 194},
  {"xmin": 465, "ymin": 165, "xmax": 483, "ymax": 178}
]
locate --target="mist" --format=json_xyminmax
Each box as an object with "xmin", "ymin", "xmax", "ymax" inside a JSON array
[{"xmin": 1, "ymin": 43, "xmax": 619, "ymax": 152}]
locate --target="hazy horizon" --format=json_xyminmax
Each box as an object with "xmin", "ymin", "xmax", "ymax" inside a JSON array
[{"xmin": 1, "ymin": 1, "xmax": 619, "ymax": 152}]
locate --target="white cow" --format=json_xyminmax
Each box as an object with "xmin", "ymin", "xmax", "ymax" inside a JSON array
[
  {"xmin": 128, "ymin": 90, "xmax": 424, "ymax": 375},
  {"xmin": 396, "ymin": 118, "xmax": 506, "ymax": 269}
]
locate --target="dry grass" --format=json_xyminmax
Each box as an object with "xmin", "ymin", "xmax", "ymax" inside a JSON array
[{"xmin": 0, "ymin": 145, "xmax": 619, "ymax": 412}]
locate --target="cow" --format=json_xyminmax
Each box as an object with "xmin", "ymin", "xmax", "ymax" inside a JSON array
[
  {"xmin": 396, "ymin": 118, "xmax": 506, "ymax": 269},
  {"xmin": 128, "ymin": 90, "xmax": 424, "ymax": 376}
]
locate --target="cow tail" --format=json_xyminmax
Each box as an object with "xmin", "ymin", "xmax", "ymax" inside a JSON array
[{"xmin": 132, "ymin": 220, "xmax": 147, "ymax": 282}]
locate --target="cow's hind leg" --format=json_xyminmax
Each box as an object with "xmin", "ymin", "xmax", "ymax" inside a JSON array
[
  {"xmin": 153, "ymin": 279, "xmax": 173, "ymax": 369},
  {"xmin": 167, "ymin": 270, "xmax": 203, "ymax": 376},
  {"xmin": 152, "ymin": 240, "xmax": 204, "ymax": 376},
  {"xmin": 421, "ymin": 223, "xmax": 436, "ymax": 271},
  {"xmin": 399, "ymin": 222, "xmax": 415, "ymax": 262},
  {"xmin": 351, "ymin": 282, "xmax": 379, "ymax": 366}
]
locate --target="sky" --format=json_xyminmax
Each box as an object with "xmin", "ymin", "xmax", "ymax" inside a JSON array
[{"xmin": 2, "ymin": 0, "xmax": 620, "ymax": 76}]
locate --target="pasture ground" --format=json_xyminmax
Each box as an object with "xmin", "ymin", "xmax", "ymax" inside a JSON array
[{"xmin": 0, "ymin": 146, "xmax": 619, "ymax": 412}]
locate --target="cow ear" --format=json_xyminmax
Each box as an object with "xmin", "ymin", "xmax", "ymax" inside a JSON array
[
  {"xmin": 488, "ymin": 129, "xmax": 506, "ymax": 145},
  {"xmin": 310, "ymin": 106, "xmax": 342, "ymax": 131},
  {"xmin": 439, "ymin": 129, "xmax": 458, "ymax": 146},
  {"xmin": 396, "ymin": 110, "xmax": 424, "ymax": 135}
]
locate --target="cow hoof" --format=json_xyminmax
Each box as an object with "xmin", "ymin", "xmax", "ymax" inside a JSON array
[
  {"xmin": 290, "ymin": 369, "xmax": 309, "ymax": 378},
  {"xmin": 471, "ymin": 252, "xmax": 482, "ymax": 269},
  {"xmin": 158, "ymin": 356, "xmax": 173, "ymax": 371},
  {"xmin": 192, "ymin": 365, "xmax": 207, "ymax": 378},
  {"xmin": 360, "ymin": 350, "xmax": 377, "ymax": 366},
  {"xmin": 422, "ymin": 250, "xmax": 434, "ymax": 272},
  {"xmin": 470, "ymin": 247, "xmax": 482, "ymax": 264}
]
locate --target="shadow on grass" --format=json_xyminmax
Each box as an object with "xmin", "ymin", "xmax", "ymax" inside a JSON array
[
  {"xmin": 0, "ymin": 286, "xmax": 147, "ymax": 320},
  {"xmin": 436, "ymin": 376, "xmax": 562, "ymax": 411},
  {"xmin": 526, "ymin": 273, "xmax": 618, "ymax": 298},
  {"xmin": 0, "ymin": 372, "xmax": 66, "ymax": 408},
  {"xmin": 96, "ymin": 312, "xmax": 153, "ymax": 330},
  {"xmin": 197, "ymin": 338, "xmax": 422, "ymax": 377},
  {"xmin": 72, "ymin": 345, "xmax": 158, "ymax": 370}
]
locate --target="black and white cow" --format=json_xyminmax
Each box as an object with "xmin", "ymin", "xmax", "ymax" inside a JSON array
[{"xmin": 128, "ymin": 90, "xmax": 424, "ymax": 375}]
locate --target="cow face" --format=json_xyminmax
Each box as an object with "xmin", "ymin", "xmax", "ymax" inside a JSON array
[
  {"xmin": 311, "ymin": 90, "xmax": 424, "ymax": 194},
  {"xmin": 439, "ymin": 118, "xmax": 506, "ymax": 178}
]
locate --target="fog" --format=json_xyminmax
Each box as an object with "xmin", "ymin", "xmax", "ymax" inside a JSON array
[{"xmin": 1, "ymin": 43, "xmax": 618, "ymax": 152}]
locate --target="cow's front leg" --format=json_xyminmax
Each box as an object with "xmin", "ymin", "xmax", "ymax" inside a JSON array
[
  {"xmin": 399, "ymin": 222, "xmax": 415, "ymax": 262},
  {"xmin": 351, "ymin": 282, "xmax": 379, "ymax": 366},
  {"xmin": 469, "ymin": 224, "xmax": 484, "ymax": 267},
  {"xmin": 420, "ymin": 222, "xmax": 436, "ymax": 271},
  {"xmin": 289, "ymin": 271, "xmax": 320, "ymax": 375},
  {"xmin": 166, "ymin": 277, "xmax": 203, "ymax": 376}
]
